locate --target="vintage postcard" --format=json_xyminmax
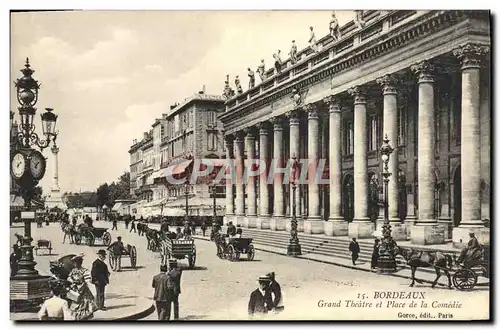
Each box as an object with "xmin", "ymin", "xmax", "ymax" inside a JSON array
[{"xmin": 9, "ymin": 9, "xmax": 491, "ymax": 321}]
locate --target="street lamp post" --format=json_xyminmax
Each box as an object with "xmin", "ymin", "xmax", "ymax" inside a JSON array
[
  {"xmin": 10, "ymin": 58, "xmax": 58, "ymax": 310},
  {"xmin": 377, "ymin": 134, "xmax": 397, "ymax": 272},
  {"xmin": 287, "ymin": 154, "xmax": 302, "ymax": 256},
  {"xmin": 184, "ymin": 180, "xmax": 190, "ymax": 218},
  {"xmin": 211, "ymin": 173, "xmax": 217, "ymax": 225}
]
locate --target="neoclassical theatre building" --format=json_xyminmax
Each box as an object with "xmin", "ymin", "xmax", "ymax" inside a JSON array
[{"xmin": 219, "ymin": 10, "xmax": 491, "ymax": 247}]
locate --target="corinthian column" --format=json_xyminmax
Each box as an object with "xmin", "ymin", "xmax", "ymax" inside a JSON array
[
  {"xmin": 286, "ymin": 110, "xmax": 302, "ymax": 232},
  {"xmin": 410, "ymin": 60, "xmax": 444, "ymax": 245},
  {"xmin": 256, "ymin": 122, "xmax": 270, "ymax": 229},
  {"xmin": 452, "ymin": 43, "xmax": 490, "ymax": 247},
  {"xmin": 223, "ymin": 135, "xmax": 234, "ymax": 225},
  {"xmin": 347, "ymin": 86, "xmax": 374, "ymax": 238},
  {"xmin": 270, "ymin": 117, "xmax": 286, "ymax": 230},
  {"xmin": 303, "ymin": 103, "xmax": 324, "ymax": 234},
  {"xmin": 244, "ymin": 128, "xmax": 257, "ymax": 228},
  {"xmin": 51, "ymin": 144, "xmax": 60, "ymax": 190},
  {"xmin": 377, "ymin": 75, "xmax": 407, "ymax": 240},
  {"xmin": 234, "ymin": 132, "xmax": 246, "ymax": 226},
  {"xmin": 323, "ymin": 96, "xmax": 348, "ymax": 236}
]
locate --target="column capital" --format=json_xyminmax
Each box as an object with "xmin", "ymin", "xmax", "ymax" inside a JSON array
[
  {"xmin": 285, "ymin": 110, "xmax": 300, "ymax": 126},
  {"xmin": 453, "ymin": 43, "xmax": 489, "ymax": 70},
  {"xmin": 376, "ymin": 74, "xmax": 398, "ymax": 95},
  {"xmin": 270, "ymin": 116, "xmax": 283, "ymax": 131},
  {"xmin": 347, "ymin": 86, "xmax": 367, "ymax": 104},
  {"xmin": 411, "ymin": 60, "xmax": 435, "ymax": 84},
  {"xmin": 304, "ymin": 103, "xmax": 319, "ymax": 119},
  {"xmin": 323, "ymin": 95, "xmax": 341, "ymax": 113},
  {"xmin": 256, "ymin": 121, "xmax": 270, "ymax": 135},
  {"xmin": 243, "ymin": 127, "xmax": 256, "ymax": 139}
]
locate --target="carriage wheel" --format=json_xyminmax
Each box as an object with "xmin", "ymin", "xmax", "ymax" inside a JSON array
[
  {"xmin": 102, "ymin": 232, "xmax": 111, "ymax": 246},
  {"xmin": 87, "ymin": 232, "xmax": 95, "ymax": 246},
  {"xmin": 188, "ymin": 248, "xmax": 196, "ymax": 268},
  {"xmin": 453, "ymin": 268, "xmax": 478, "ymax": 291},
  {"xmin": 247, "ymin": 245, "xmax": 255, "ymax": 261},
  {"xmin": 130, "ymin": 246, "xmax": 137, "ymax": 268},
  {"xmin": 74, "ymin": 233, "xmax": 82, "ymax": 245}
]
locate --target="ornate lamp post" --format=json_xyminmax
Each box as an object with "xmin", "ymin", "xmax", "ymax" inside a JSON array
[
  {"xmin": 10, "ymin": 58, "xmax": 58, "ymax": 311},
  {"xmin": 287, "ymin": 154, "xmax": 302, "ymax": 256},
  {"xmin": 184, "ymin": 180, "xmax": 190, "ymax": 218},
  {"xmin": 377, "ymin": 134, "xmax": 397, "ymax": 272}
]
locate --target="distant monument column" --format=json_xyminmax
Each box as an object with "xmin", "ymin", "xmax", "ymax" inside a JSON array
[{"xmin": 45, "ymin": 144, "xmax": 66, "ymax": 209}]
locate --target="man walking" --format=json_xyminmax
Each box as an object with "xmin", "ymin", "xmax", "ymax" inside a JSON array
[
  {"xmin": 111, "ymin": 218, "xmax": 118, "ymax": 231},
  {"xmin": 129, "ymin": 218, "xmax": 136, "ymax": 233},
  {"xmin": 108, "ymin": 236, "xmax": 124, "ymax": 272},
  {"xmin": 265, "ymin": 272, "xmax": 283, "ymax": 313},
  {"xmin": 165, "ymin": 259, "xmax": 182, "ymax": 320},
  {"xmin": 152, "ymin": 264, "xmax": 170, "ymax": 320},
  {"xmin": 248, "ymin": 275, "xmax": 272, "ymax": 317},
  {"xmin": 91, "ymin": 249, "xmax": 110, "ymax": 310},
  {"xmin": 349, "ymin": 237, "xmax": 360, "ymax": 265}
]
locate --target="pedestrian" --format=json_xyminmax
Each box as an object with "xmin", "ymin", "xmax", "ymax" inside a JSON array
[
  {"xmin": 248, "ymin": 275, "xmax": 273, "ymax": 317},
  {"xmin": 111, "ymin": 218, "xmax": 118, "ymax": 231},
  {"xmin": 108, "ymin": 236, "xmax": 124, "ymax": 272},
  {"xmin": 10, "ymin": 244, "xmax": 21, "ymax": 277},
  {"xmin": 226, "ymin": 221, "xmax": 236, "ymax": 236},
  {"xmin": 130, "ymin": 218, "xmax": 136, "ymax": 233},
  {"xmin": 349, "ymin": 237, "xmax": 360, "ymax": 265},
  {"xmin": 38, "ymin": 280, "xmax": 73, "ymax": 320},
  {"xmin": 265, "ymin": 272, "xmax": 284, "ymax": 313},
  {"xmin": 164, "ymin": 259, "xmax": 182, "ymax": 320},
  {"xmin": 371, "ymin": 238, "xmax": 380, "ymax": 270},
  {"xmin": 67, "ymin": 254, "xmax": 95, "ymax": 320},
  {"xmin": 125, "ymin": 217, "xmax": 130, "ymax": 229},
  {"xmin": 91, "ymin": 250, "xmax": 110, "ymax": 311},
  {"xmin": 201, "ymin": 219, "xmax": 207, "ymax": 237},
  {"xmin": 152, "ymin": 264, "xmax": 170, "ymax": 320}
]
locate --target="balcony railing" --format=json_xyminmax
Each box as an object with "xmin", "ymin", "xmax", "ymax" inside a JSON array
[{"xmin": 224, "ymin": 10, "xmax": 421, "ymax": 112}]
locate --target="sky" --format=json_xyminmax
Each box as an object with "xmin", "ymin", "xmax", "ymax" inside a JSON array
[{"xmin": 10, "ymin": 10, "xmax": 354, "ymax": 194}]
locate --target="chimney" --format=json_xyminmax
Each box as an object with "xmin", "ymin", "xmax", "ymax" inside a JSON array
[{"xmin": 143, "ymin": 132, "xmax": 148, "ymax": 139}]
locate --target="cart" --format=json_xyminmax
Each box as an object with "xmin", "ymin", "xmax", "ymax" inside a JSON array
[
  {"xmin": 222, "ymin": 237, "xmax": 255, "ymax": 261},
  {"xmin": 452, "ymin": 246, "xmax": 490, "ymax": 291},
  {"xmin": 34, "ymin": 239, "xmax": 52, "ymax": 255},
  {"xmin": 108, "ymin": 244, "xmax": 137, "ymax": 269},
  {"xmin": 160, "ymin": 237, "xmax": 196, "ymax": 268},
  {"xmin": 74, "ymin": 226, "xmax": 111, "ymax": 246}
]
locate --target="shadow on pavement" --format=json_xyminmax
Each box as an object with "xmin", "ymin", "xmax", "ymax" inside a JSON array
[
  {"xmin": 106, "ymin": 294, "xmax": 139, "ymax": 299},
  {"xmin": 182, "ymin": 266, "xmax": 207, "ymax": 271},
  {"xmin": 181, "ymin": 314, "xmax": 207, "ymax": 320},
  {"xmin": 103, "ymin": 304, "xmax": 135, "ymax": 311}
]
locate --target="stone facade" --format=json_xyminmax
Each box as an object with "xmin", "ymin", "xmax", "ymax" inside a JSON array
[{"xmin": 219, "ymin": 10, "xmax": 491, "ymax": 247}]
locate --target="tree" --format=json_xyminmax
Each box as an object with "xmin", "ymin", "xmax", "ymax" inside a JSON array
[{"xmin": 96, "ymin": 183, "xmax": 111, "ymax": 207}]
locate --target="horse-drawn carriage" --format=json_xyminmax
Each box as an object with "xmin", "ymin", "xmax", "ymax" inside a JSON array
[
  {"xmin": 451, "ymin": 245, "xmax": 490, "ymax": 291},
  {"xmin": 108, "ymin": 244, "xmax": 138, "ymax": 269},
  {"xmin": 216, "ymin": 234, "xmax": 255, "ymax": 261},
  {"xmin": 74, "ymin": 225, "xmax": 111, "ymax": 246},
  {"xmin": 159, "ymin": 237, "xmax": 196, "ymax": 268}
]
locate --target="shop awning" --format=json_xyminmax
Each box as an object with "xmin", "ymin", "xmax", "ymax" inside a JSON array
[
  {"xmin": 111, "ymin": 202, "xmax": 123, "ymax": 212},
  {"xmin": 171, "ymin": 159, "xmax": 193, "ymax": 175}
]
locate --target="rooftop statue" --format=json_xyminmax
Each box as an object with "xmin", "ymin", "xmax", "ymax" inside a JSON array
[
  {"xmin": 222, "ymin": 74, "xmax": 235, "ymax": 99},
  {"xmin": 329, "ymin": 11, "xmax": 341, "ymax": 41},
  {"xmin": 309, "ymin": 26, "xmax": 319, "ymax": 52},
  {"xmin": 257, "ymin": 59, "xmax": 266, "ymax": 82},
  {"xmin": 274, "ymin": 50, "xmax": 282, "ymax": 74},
  {"xmin": 289, "ymin": 40, "xmax": 298, "ymax": 64},
  {"xmin": 247, "ymin": 68, "xmax": 255, "ymax": 89},
  {"xmin": 235, "ymin": 75, "xmax": 243, "ymax": 94},
  {"xmin": 354, "ymin": 10, "xmax": 366, "ymax": 29}
]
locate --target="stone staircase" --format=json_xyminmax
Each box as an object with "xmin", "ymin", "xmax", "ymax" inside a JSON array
[{"xmin": 239, "ymin": 228, "xmax": 439, "ymax": 274}]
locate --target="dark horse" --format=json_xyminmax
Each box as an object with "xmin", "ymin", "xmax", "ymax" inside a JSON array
[{"xmin": 395, "ymin": 246, "xmax": 453, "ymax": 289}]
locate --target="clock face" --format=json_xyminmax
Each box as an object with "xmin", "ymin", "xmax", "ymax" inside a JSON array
[
  {"xmin": 29, "ymin": 151, "xmax": 46, "ymax": 180},
  {"xmin": 11, "ymin": 153, "xmax": 26, "ymax": 179}
]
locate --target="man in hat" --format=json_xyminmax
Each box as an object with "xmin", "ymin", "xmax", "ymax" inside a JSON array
[
  {"xmin": 152, "ymin": 264, "xmax": 170, "ymax": 320},
  {"xmin": 91, "ymin": 249, "xmax": 110, "ymax": 310},
  {"xmin": 226, "ymin": 221, "xmax": 236, "ymax": 237},
  {"xmin": 248, "ymin": 275, "xmax": 273, "ymax": 317},
  {"xmin": 265, "ymin": 272, "xmax": 283, "ymax": 313},
  {"xmin": 349, "ymin": 237, "xmax": 360, "ymax": 265},
  {"xmin": 165, "ymin": 259, "xmax": 182, "ymax": 320},
  {"xmin": 108, "ymin": 236, "xmax": 125, "ymax": 272}
]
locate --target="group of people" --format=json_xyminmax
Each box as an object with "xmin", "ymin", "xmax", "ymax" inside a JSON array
[
  {"xmin": 248, "ymin": 272, "xmax": 283, "ymax": 317},
  {"xmin": 39, "ymin": 251, "xmax": 110, "ymax": 320}
]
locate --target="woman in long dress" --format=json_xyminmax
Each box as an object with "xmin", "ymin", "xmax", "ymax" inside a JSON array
[{"xmin": 67, "ymin": 254, "xmax": 96, "ymax": 320}]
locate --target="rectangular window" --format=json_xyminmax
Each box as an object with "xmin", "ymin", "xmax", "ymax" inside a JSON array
[
  {"xmin": 207, "ymin": 111, "xmax": 216, "ymax": 127},
  {"xmin": 344, "ymin": 120, "xmax": 354, "ymax": 155},
  {"xmin": 207, "ymin": 132, "xmax": 217, "ymax": 151},
  {"xmin": 368, "ymin": 114, "xmax": 378, "ymax": 151}
]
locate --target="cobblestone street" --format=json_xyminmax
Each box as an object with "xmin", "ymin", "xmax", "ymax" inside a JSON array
[{"xmin": 11, "ymin": 221, "xmax": 489, "ymax": 320}]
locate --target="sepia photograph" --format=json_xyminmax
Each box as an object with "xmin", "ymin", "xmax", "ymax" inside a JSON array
[{"xmin": 8, "ymin": 7, "xmax": 491, "ymax": 322}]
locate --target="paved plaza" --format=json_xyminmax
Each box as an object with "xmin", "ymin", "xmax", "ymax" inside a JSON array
[{"xmin": 10, "ymin": 221, "xmax": 489, "ymax": 320}]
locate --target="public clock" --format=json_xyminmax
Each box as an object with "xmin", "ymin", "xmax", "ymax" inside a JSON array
[
  {"xmin": 29, "ymin": 150, "xmax": 47, "ymax": 180},
  {"xmin": 11, "ymin": 152, "xmax": 27, "ymax": 180}
]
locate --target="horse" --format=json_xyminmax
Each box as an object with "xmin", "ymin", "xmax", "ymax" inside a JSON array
[
  {"xmin": 61, "ymin": 223, "xmax": 75, "ymax": 244},
  {"xmin": 395, "ymin": 246, "xmax": 453, "ymax": 289},
  {"xmin": 146, "ymin": 228, "xmax": 160, "ymax": 251}
]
